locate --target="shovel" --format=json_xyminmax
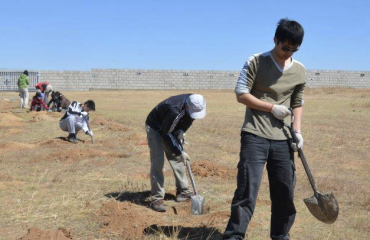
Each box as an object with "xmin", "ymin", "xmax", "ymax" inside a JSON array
[
  {"xmin": 281, "ymin": 110, "xmax": 339, "ymax": 224},
  {"xmin": 185, "ymin": 160, "xmax": 205, "ymax": 215}
]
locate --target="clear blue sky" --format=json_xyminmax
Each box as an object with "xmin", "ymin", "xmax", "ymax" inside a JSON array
[{"xmin": 1, "ymin": 0, "xmax": 369, "ymax": 71}]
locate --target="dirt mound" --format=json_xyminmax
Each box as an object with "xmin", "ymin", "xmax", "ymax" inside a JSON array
[
  {"xmin": 97, "ymin": 200, "xmax": 224, "ymax": 239},
  {"xmin": 191, "ymin": 160, "xmax": 235, "ymax": 178},
  {"xmin": 0, "ymin": 113, "xmax": 23, "ymax": 126},
  {"xmin": 98, "ymin": 201, "xmax": 156, "ymax": 239},
  {"xmin": 28, "ymin": 112, "xmax": 55, "ymax": 122},
  {"xmin": 31, "ymin": 148, "xmax": 130, "ymax": 163},
  {"xmin": 18, "ymin": 227, "xmax": 74, "ymax": 240},
  {"xmin": 0, "ymin": 99, "xmax": 14, "ymax": 112},
  {"xmin": 91, "ymin": 117, "xmax": 129, "ymax": 131},
  {"xmin": 0, "ymin": 141, "xmax": 35, "ymax": 154}
]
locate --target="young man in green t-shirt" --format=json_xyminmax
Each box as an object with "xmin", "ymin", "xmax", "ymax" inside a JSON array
[{"xmin": 223, "ymin": 18, "xmax": 305, "ymax": 240}]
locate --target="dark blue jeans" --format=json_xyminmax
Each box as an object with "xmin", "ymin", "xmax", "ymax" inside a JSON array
[{"xmin": 224, "ymin": 132, "xmax": 296, "ymax": 240}]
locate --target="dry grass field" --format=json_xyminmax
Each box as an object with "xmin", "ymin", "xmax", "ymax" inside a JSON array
[{"xmin": 0, "ymin": 88, "xmax": 369, "ymax": 240}]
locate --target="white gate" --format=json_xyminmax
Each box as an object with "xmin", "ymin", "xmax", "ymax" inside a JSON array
[{"xmin": 0, "ymin": 71, "xmax": 39, "ymax": 91}]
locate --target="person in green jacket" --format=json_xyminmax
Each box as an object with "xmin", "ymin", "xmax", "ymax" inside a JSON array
[{"xmin": 17, "ymin": 70, "xmax": 30, "ymax": 108}]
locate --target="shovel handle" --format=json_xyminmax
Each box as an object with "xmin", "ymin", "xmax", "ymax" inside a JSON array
[
  {"xmin": 278, "ymin": 109, "xmax": 319, "ymax": 195},
  {"xmin": 290, "ymin": 129, "xmax": 319, "ymax": 194},
  {"xmin": 186, "ymin": 160, "xmax": 198, "ymax": 196}
]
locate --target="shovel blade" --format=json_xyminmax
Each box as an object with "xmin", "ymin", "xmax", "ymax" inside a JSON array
[
  {"xmin": 304, "ymin": 191, "xmax": 339, "ymax": 224},
  {"xmin": 191, "ymin": 195, "xmax": 205, "ymax": 215}
]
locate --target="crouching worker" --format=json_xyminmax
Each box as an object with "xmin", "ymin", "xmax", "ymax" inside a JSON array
[
  {"xmin": 30, "ymin": 92, "xmax": 49, "ymax": 111},
  {"xmin": 35, "ymin": 81, "xmax": 53, "ymax": 105},
  {"xmin": 48, "ymin": 91, "xmax": 71, "ymax": 112},
  {"xmin": 145, "ymin": 94, "xmax": 206, "ymax": 212},
  {"xmin": 59, "ymin": 100, "xmax": 95, "ymax": 143}
]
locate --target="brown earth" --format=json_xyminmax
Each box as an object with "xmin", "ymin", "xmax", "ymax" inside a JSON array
[
  {"xmin": 0, "ymin": 98, "xmax": 14, "ymax": 112},
  {"xmin": 18, "ymin": 227, "xmax": 74, "ymax": 240},
  {"xmin": 0, "ymin": 112, "xmax": 23, "ymax": 126},
  {"xmin": 0, "ymin": 98, "xmax": 230, "ymax": 240},
  {"xmin": 191, "ymin": 160, "xmax": 236, "ymax": 178},
  {"xmin": 91, "ymin": 117, "xmax": 129, "ymax": 131},
  {"xmin": 5, "ymin": 98, "xmax": 226, "ymax": 240},
  {"xmin": 0, "ymin": 141, "xmax": 35, "ymax": 153},
  {"xmin": 97, "ymin": 200, "xmax": 227, "ymax": 239},
  {"xmin": 0, "ymin": 99, "xmax": 149, "ymax": 240}
]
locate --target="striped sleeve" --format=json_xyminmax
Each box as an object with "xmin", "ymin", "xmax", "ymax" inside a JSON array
[
  {"xmin": 160, "ymin": 109, "xmax": 186, "ymax": 155},
  {"xmin": 235, "ymin": 55, "xmax": 258, "ymax": 95},
  {"xmin": 291, "ymin": 60, "xmax": 306, "ymax": 108}
]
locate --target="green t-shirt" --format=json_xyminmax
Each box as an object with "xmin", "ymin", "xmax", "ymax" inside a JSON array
[{"xmin": 235, "ymin": 51, "xmax": 306, "ymax": 140}]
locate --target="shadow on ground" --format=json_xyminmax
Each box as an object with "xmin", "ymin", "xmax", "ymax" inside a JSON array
[
  {"xmin": 56, "ymin": 136, "xmax": 85, "ymax": 143},
  {"xmin": 105, "ymin": 191, "xmax": 176, "ymax": 206},
  {"xmin": 144, "ymin": 225, "xmax": 223, "ymax": 240}
]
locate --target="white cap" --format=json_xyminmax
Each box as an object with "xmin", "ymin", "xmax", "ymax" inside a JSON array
[
  {"xmin": 46, "ymin": 85, "xmax": 53, "ymax": 92},
  {"xmin": 187, "ymin": 94, "xmax": 206, "ymax": 119}
]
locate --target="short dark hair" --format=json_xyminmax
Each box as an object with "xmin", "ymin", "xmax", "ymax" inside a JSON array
[
  {"xmin": 53, "ymin": 91, "xmax": 61, "ymax": 99},
  {"xmin": 275, "ymin": 18, "xmax": 304, "ymax": 46},
  {"xmin": 84, "ymin": 100, "xmax": 95, "ymax": 111},
  {"xmin": 23, "ymin": 70, "xmax": 29, "ymax": 76}
]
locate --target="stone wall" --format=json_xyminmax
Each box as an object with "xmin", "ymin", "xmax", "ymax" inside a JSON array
[{"xmin": 36, "ymin": 69, "xmax": 370, "ymax": 91}]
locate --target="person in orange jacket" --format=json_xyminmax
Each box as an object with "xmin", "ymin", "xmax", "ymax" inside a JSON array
[{"xmin": 35, "ymin": 81, "xmax": 53, "ymax": 105}]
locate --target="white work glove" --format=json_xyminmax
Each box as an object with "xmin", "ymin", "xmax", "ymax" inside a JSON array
[
  {"xmin": 85, "ymin": 130, "xmax": 93, "ymax": 137},
  {"xmin": 179, "ymin": 152, "xmax": 190, "ymax": 165},
  {"xmin": 291, "ymin": 132, "xmax": 304, "ymax": 151},
  {"xmin": 174, "ymin": 130, "xmax": 188, "ymax": 145},
  {"xmin": 270, "ymin": 104, "xmax": 291, "ymax": 120}
]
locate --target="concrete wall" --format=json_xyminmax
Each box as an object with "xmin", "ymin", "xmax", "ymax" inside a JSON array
[{"xmin": 37, "ymin": 69, "xmax": 370, "ymax": 91}]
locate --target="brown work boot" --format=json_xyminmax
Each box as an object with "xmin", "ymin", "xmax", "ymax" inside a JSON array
[
  {"xmin": 150, "ymin": 200, "xmax": 166, "ymax": 212},
  {"xmin": 176, "ymin": 192, "xmax": 194, "ymax": 202}
]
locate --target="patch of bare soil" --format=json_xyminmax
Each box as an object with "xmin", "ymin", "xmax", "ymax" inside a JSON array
[
  {"xmin": 0, "ymin": 99, "xmax": 14, "ymax": 112},
  {"xmin": 4, "ymin": 128, "xmax": 23, "ymax": 135},
  {"xmin": 91, "ymin": 117, "xmax": 129, "ymax": 131},
  {"xmin": 18, "ymin": 227, "xmax": 74, "ymax": 240},
  {"xmin": 27, "ymin": 111, "xmax": 56, "ymax": 122},
  {"xmin": 97, "ymin": 200, "xmax": 225, "ymax": 239},
  {"xmin": 0, "ymin": 141, "xmax": 35, "ymax": 154},
  {"xmin": 191, "ymin": 160, "xmax": 236, "ymax": 178},
  {"xmin": 31, "ymin": 147, "xmax": 129, "ymax": 163},
  {"xmin": 127, "ymin": 133, "xmax": 148, "ymax": 145},
  {"xmin": 0, "ymin": 112, "xmax": 23, "ymax": 126}
]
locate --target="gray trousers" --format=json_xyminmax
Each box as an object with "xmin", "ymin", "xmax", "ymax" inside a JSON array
[
  {"xmin": 146, "ymin": 124, "xmax": 190, "ymax": 202},
  {"xmin": 19, "ymin": 88, "xmax": 29, "ymax": 108},
  {"xmin": 60, "ymin": 115, "xmax": 83, "ymax": 134}
]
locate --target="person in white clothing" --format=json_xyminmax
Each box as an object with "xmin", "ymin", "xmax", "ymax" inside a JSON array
[{"xmin": 59, "ymin": 100, "xmax": 95, "ymax": 143}]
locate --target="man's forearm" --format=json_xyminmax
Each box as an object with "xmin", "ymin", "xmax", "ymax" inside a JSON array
[
  {"xmin": 292, "ymin": 106, "xmax": 303, "ymax": 132},
  {"xmin": 236, "ymin": 93, "xmax": 273, "ymax": 112}
]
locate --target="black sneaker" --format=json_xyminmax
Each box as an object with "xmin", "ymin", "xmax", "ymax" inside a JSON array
[
  {"xmin": 67, "ymin": 133, "xmax": 77, "ymax": 144},
  {"xmin": 176, "ymin": 192, "xmax": 194, "ymax": 202},
  {"xmin": 150, "ymin": 200, "xmax": 166, "ymax": 212}
]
